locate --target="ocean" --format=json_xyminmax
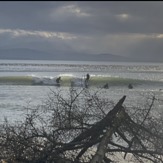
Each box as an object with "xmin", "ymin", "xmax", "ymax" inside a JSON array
[{"xmin": 0, "ymin": 59, "xmax": 163, "ymax": 123}]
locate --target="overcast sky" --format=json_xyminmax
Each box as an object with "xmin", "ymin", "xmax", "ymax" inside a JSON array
[{"xmin": 0, "ymin": 1, "xmax": 163, "ymax": 61}]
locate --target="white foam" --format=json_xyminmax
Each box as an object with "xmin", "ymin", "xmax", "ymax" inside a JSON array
[
  {"xmin": 32, "ymin": 76, "xmax": 57, "ymax": 85},
  {"xmin": 70, "ymin": 77, "xmax": 85, "ymax": 87}
]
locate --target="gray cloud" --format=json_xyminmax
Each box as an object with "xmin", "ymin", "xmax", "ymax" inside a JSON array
[
  {"xmin": 1, "ymin": 1, "xmax": 162, "ymax": 34},
  {"xmin": 0, "ymin": 1, "xmax": 163, "ymax": 61}
]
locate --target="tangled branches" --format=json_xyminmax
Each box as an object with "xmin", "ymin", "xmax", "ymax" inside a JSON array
[{"xmin": 0, "ymin": 88, "xmax": 163, "ymax": 163}]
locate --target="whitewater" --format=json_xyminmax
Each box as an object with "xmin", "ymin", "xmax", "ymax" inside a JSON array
[{"xmin": 0, "ymin": 59, "xmax": 163, "ymax": 123}]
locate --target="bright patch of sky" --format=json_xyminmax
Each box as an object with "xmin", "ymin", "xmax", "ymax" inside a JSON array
[{"xmin": 0, "ymin": 29, "xmax": 77, "ymax": 40}]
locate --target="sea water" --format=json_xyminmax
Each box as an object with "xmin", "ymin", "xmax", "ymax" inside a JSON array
[{"xmin": 0, "ymin": 59, "xmax": 163, "ymax": 123}]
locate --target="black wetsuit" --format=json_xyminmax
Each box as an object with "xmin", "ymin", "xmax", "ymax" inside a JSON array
[
  {"xmin": 85, "ymin": 74, "xmax": 90, "ymax": 88},
  {"xmin": 56, "ymin": 77, "xmax": 61, "ymax": 86}
]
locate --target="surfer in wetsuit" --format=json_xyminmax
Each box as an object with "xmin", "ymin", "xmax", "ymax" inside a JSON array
[
  {"xmin": 56, "ymin": 76, "xmax": 61, "ymax": 87},
  {"xmin": 103, "ymin": 83, "xmax": 109, "ymax": 89},
  {"xmin": 128, "ymin": 83, "xmax": 133, "ymax": 89},
  {"xmin": 85, "ymin": 73, "xmax": 90, "ymax": 88}
]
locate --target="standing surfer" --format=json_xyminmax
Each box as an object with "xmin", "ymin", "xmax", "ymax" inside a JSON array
[{"xmin": 85, "ymin": 73, "xmax": 90, "ymax": 88}]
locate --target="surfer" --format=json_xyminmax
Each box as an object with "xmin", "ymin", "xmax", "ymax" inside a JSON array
[
  {"xmin": 86, "ymin": 73, "xmax": 90, "ymax": 81},
  {"xmin": 56, "ymin": 76, "xmax": 61, "ymax": 87},
  {"xmin": 128, "ymin": 83, "xmax": 133, "ymax": 89},
  {"xmin": 85, "ymin": 73, "xmax": 90, "ymax": 88},
  {"xmin": 103, "ymin": 83, "xmax": 109, "ymax": 89}
]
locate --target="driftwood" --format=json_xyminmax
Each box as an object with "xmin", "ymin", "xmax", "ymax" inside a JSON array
[
  {"xmin": 90, "ymin": 101, "xmax": 127, "ymax": 163},
  {"xmin": 71, "ymin": 96, "xmax": 126, "ymax": 144},
  {"xmin": 52, "ymin": 96, "xmax": 126, "ymax": 162}
]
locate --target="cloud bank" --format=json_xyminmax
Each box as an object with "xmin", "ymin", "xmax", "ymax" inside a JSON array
[{"xmin": 0, "ymin": 1, "xmax": 163, "ymax": 61}]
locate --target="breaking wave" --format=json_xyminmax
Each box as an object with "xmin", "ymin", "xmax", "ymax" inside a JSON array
[{"xmin": 0, "ymin": 75, "xmax": 163, "ymax": 88}]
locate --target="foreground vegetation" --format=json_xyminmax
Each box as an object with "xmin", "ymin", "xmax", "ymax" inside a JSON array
[{"xmin": 0, "ymin": 88, "xmax": 163, "ymax": 163}]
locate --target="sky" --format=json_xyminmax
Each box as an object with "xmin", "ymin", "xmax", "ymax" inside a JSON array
[{"xmin": 0, "ymin": 1, "xmax": 163, "ymax": 61}]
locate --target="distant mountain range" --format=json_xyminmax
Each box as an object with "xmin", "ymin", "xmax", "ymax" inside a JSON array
[{"xmin": 0, "ymin": 48, "xmax": 134, "ymax": 62}]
